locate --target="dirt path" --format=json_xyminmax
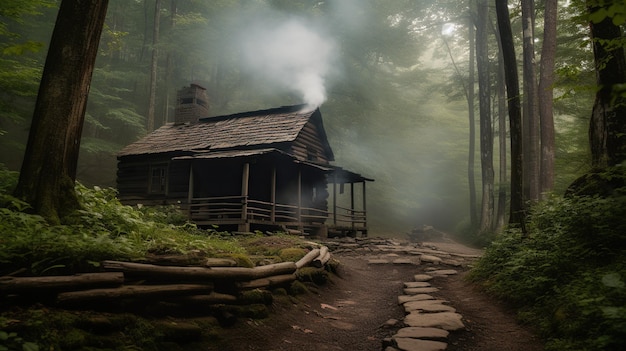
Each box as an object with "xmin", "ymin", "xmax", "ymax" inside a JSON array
[{"xmin": 215, "ymin": 239, "xmax": 545, "ymax": 351}]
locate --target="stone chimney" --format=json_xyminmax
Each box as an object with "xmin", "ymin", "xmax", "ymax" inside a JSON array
[{"xmin": 174, "ymin": 83, "xmax": 209, "ymax": 124}]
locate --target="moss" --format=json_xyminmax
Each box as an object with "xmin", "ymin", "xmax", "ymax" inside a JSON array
[
  {"xmin": 296, "ymin": 267, "xmax": 330, "ymax": 285},
  {"xmin": 239, "ymin": 289, "xmax": 273, "ymax": 305},
  {"xmin": 216, "ymin": 253, "xmax": 254, "ymax": 268},
  {"xmin": 288, "ymin": 280, "xmax": 309, "ymax": 295},
  {"xmin": 278, "ymin": 247, "xmax": 307, "ymax": 262}
]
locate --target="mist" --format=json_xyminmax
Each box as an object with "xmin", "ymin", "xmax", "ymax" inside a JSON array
[{"xmin": 230, "ymin": 10, "xmax": 339, "ymax": 109}]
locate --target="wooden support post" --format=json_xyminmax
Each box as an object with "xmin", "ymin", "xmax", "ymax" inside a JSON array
[
  {"xmin": 271, "ymin": 166, "xmax": 276, "ymax": 223},
  {"xmin": 187, "ymin": 162, "xmax": 194, "ymax": 218},
  {"xmin": 240, "ymin": 162, "xmax": 250, "ymax": 232},
  {"xmin": 362, "ymin": 181, "xmax": 368, "ymax": 237},
  {"xmin": 350, "ymin": 182, "xmax": 355, "ymax": 231},
  {"xmin": 332, "ymin": 176, "xmax": 337, "ymax": 226},
  {"xmin": 297, "ymin": 168, "xmax": 302, "ymax": 231}
]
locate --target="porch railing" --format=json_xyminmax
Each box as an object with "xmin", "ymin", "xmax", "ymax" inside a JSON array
[{"xmin": 188, "ymin": 196, "xmax": 331, "ymax": 226}]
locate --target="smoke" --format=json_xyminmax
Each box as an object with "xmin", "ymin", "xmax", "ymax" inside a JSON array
[{"xmin": 235, "ymin": 14, "xmax": 338, "ymax": 109}]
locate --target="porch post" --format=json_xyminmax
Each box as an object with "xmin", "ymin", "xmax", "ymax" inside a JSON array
[
  {"xmin": 350, "ymin": 182, "xmax": 355, "ymax": 231},
  {"xmin": 187, "ymin": 162, "xmax": 194, "ymax": 219},
  {"xmin": 332, "ymin": 175, "xmax": 337, "ymax": 225},
  {"xmin": 271, "ymin": 165, "xmax": 276, "ymax": 223},
  {"xmin": 239, "ymin": 162, "xmax": 250, "ymax": 232},
  {"xmin": 297, "ymin": 168, "xmax": 302, "ymax": 226},
  {"xmin": 362, "ymin": 181, "xmax": 367, "ymax": 237}
]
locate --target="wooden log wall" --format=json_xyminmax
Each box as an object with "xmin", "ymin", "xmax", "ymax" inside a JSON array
[{"xmin": 0, "ymin": 247, "xmax": 332, "ymax": 310}]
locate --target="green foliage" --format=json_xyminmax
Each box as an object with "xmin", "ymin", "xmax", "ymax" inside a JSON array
[{"xmin": 470, "ymin": 187, "xmax": 626, "ymax": 350}]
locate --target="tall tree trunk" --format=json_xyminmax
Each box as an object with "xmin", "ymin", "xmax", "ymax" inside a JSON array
[
  {"xmin": 588, "ymin": 2, "xmax": 626, "ymax": 167},
  {"xmin": 476, "ymin": 0, "xmax": 494, "ymax": 234},
  {"xmin": 468, "ymin": 2, "xmax": 478, "ymax": 230},
  {"xmin": 521, "ymin": 0, "xmax": 540, "ymax": 202},
  {"xmin": 496, "ymin": 0, "xmax": 526, "ymax": 229},
  {"xmin": 496, "ymin": 35, "xmax": 507, "ymax": 231},
  {"xmin": 147, "ymin": 0, "xmax": 161, "ymax": 132},
  {"xmin": 162, "ymin": 0, "xmax": 177, "ymax": 124},
  {"xmin": 539, "ymin": 0, "xmax": 557, "ymax": 196},
  {"xmin": 14, "ymin": 0, "xmax": 110, "ymax": 224}
]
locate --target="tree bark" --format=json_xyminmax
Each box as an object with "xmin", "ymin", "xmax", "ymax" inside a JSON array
[
  {"xmin": 14, "ymin": 0, "xmax": 110, "ymax": 223},
  {"xmin": 588, "ymin": 2, "xmax": 626, "ymax": 167},
  {"xmin": 521, "ymin": 0, "xmax": 540, "ymax": 202},
  {"xmin": 496, "ymin": 0, "xmax": 526, "ymax": 229},
  {"xmin": 476, "ymin": 0, "xmax": 494, "ymax": 234},
  {"xmin": 146, "ymin": 0, "xmax": 161, "ymax": 132},
  {"xmin": 102, "ymin": 260, "xmax": 297, "ymax": 281},
  {"xmin": 0, "ymin": 273, "xmax": 124, "ymax": 293},
  {"xmin": 539, "ymin": 0, "xmax": 557, "ymax": 196},
  {"xmin": 467, "ymin": 1, "xmax": 478, "ymax": 229}
]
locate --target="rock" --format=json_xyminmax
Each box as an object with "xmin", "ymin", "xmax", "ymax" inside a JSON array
[
  {"xmin": 394, "ymin": 326, "xmax": 449, "ymax": 340},
  {"xmin": 404, "ymin": 287, "xmax": 439, "ymax": 295},
  {"xmin": 393, "ymin": 258, "xmax": 417, "ymax": 265},
  {"xmin": 404, "ymin": 312, "xmax": 465, "ymax": 331},
  {"xmin": 384, "ymin": 318, "xmax": 401, "ymax": 327},
  {"xmin": 430, "ymin": 269, "xmax": 458, "ymax": 276},
  {"xmin": 394, "ymin": 337, "xmax": 448, "ymax": 351},
  {"xmin": 404, "ymin": 281, "xmax": 431, "ymax": 288},
  {"xmin": 367, "ymin": 259, "xmax": 390, "ymax": 265},
  {"xmin": 420, "ymin": 255, "xmax": 442, "ymax": 264},
  {"xmin": 398, "ymin": 294, "xmax": 436, "ymax": 304},
  {"xmin": 414, "ymin": 274, "xmax": 433, "ymax": 282},
  {"xmin": 403, "ymin": 300, "xmax": 455, "ymax": 313}
]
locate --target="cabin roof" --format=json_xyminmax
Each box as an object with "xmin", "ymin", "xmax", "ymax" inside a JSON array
[{"xmin": 117, "ymin": 104, "xmax": 330, "ymax": 158}]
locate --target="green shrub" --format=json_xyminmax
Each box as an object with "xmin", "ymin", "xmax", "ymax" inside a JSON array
[{"xmin": 470, "ymin": 189, "xmax": 626, "ymax": 350}]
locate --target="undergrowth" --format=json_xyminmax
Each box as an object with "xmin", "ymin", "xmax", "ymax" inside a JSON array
[{"xmin": 470, "ymin": 181, "xmax": 626, "ymax": 350}]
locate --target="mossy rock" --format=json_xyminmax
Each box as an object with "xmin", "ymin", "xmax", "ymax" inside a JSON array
[
  {"xmin": 239, "ymin": 289, "xmax": 273, "ymax": 305},
  {"xmin": 216, "ymin": 253, "xmax": 254, "ymax": 268},
  {"xmin": 155, "ymin": 321, "xmax": 202, "ymax": 343},
  {"xmin": 278, "ymin": 247, "xmax": 308, "ymax": 262},
  {"xmin": 566, "ymin": 166, "xmax": 626, "ymax": 198},
  {"xmin": 296, "ymin": 267, "xmax": 329, "ymax": 285},
  {"xmin": 288, "ymin": 280, "xmax": 309, "ymax": 295}
]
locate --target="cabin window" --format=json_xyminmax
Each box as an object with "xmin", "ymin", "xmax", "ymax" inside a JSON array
[{"xmin": 149, "ymin": 164, "xmax": 168, "ymax": 194}]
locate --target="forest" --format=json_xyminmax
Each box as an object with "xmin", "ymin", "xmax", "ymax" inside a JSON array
[
  {"xmin": 1, "ymin": 0, "xmax": 626, "ymax": 350},
  {"xmin": 0, "ymin": 0, "xmax": 597, "ymax": 236}
]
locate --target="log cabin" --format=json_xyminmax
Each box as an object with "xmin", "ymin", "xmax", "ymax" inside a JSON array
[{"xmin": 116, "ymin": 84, "xmax": 372, "ymax": 237}]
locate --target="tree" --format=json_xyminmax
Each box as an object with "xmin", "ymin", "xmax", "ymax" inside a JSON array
[
  {"xmin": 538, "ymin": 0, "xmax": 557, "ymax": 195},
  {"xmin": 146, "ymin": 0, "xmax": 160, "ymax": 132},
  {"xmin": 496, "ymin": 0, "xmax": 525, "ymax": 228},
  {"xmin": 476, "ymin": 0, "xmax": 494, "ymax": 233},
  {"xmin": 14, "ymin": 0, "xmax": 110, "ymax": 223},
  {"xmin": 521, "ymin": 0, "xmax": 540, "ymax": 202},
  {"xmin": 587, "ymin": 1, "xmax": 626, "ymax": 167}
]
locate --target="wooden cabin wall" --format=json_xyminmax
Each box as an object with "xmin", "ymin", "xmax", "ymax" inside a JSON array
[
  {"xmin": 192, "ymin": 159, "xmax": 242, "ymax": 198},
  {"xmin": 116, "ymin": 157, "xmax": 189, "ymax": 205},
  {"xmin": 292, "ymin": 121, "xmax": 330, "ymax": 164}
]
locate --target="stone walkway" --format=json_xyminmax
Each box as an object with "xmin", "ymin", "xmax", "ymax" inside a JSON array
[{"xmin": 324, "ymin": 238, "xmax": 482, "ymax": 351}]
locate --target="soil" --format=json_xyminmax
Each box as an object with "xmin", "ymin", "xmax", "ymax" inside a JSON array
[{"xmin": 213, "ymin": 239, "xmax": 545, "ymax": 351}]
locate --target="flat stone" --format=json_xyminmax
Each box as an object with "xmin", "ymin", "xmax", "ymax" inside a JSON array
[
  {"xmin": 404, "ymin": 281, "xmax": 431, "ymax": 288},
  {"xmin": 420, "ymin": 255, "xmax": 442, "ymax": 264},
  {"xmin": 404, "ymin": 287, "xmax": 439, "ymax": 295},
  {"xmin": 385, "ymin": 347, "xmax": 401, "ymax": 351},
  {"xmin": 404, "ymin": 312, "xmax": 465, "ymax": 331},
  {"xmin": 398, "ymin": 294, "xmax": 435, "ymax": 304},
  {"xmin": 430, "ymin": 269, "xmax": 459, "ymax": 276},
  {"xmin": 394, "ymin": 327, "xmax": 449, "ymax": 340},
  {"xmin": 393, "ymin": 258, "xmax": 417, "ymax": 265},
  {"xmin": 404, "ymin": 300, "xmax": 455, "ymax": 313},
  {"xmin": 414, "ymin": 274, "xmax": 433, "ymax": 282},
  {"xmin": 394, "ymin": 337, "xmax": 448, "ymax": 351},
  {"xmin": 441, "ymin": 259, "xmax": 462, "ymax": 267},
  {"xmin": 368, "ymin": 259, "xmax": 390, "ymax": 265}
]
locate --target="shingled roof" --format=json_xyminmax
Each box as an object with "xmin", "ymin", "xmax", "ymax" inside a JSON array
[{"xmin": 117, "ymin": 104, "xmax": 331, "ymax": 158}]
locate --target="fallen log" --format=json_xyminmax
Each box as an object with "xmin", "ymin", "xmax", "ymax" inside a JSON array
[
  {"xmin": 177, "ymin": 292, "xmax": 238, "ymax": 304},
  {"xmin": 295, "ymin": 248, "xmax": 321, "ymax": 269},
  {"xmin": 312, "ymin": 246, "xmax": 331, "ymax": 268},
  {"xmin": 57, "ymin": 283, "xmax": 213, "ymax": 304},
  {"xmin": 236, "ymin": 274, "xmax": 297, "ymax": 290},
  {"xmin": 102, "ymin": 260, "xmax": 296, "ymax": 281},
  {"xmin": 0, "ymin": 272, "xmax": 124, "ymax": 293}
]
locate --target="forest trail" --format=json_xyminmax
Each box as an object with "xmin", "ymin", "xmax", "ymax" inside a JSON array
[{"xmin": 215, "ymin": 237, "xmax": 545, "ymax": 351}]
